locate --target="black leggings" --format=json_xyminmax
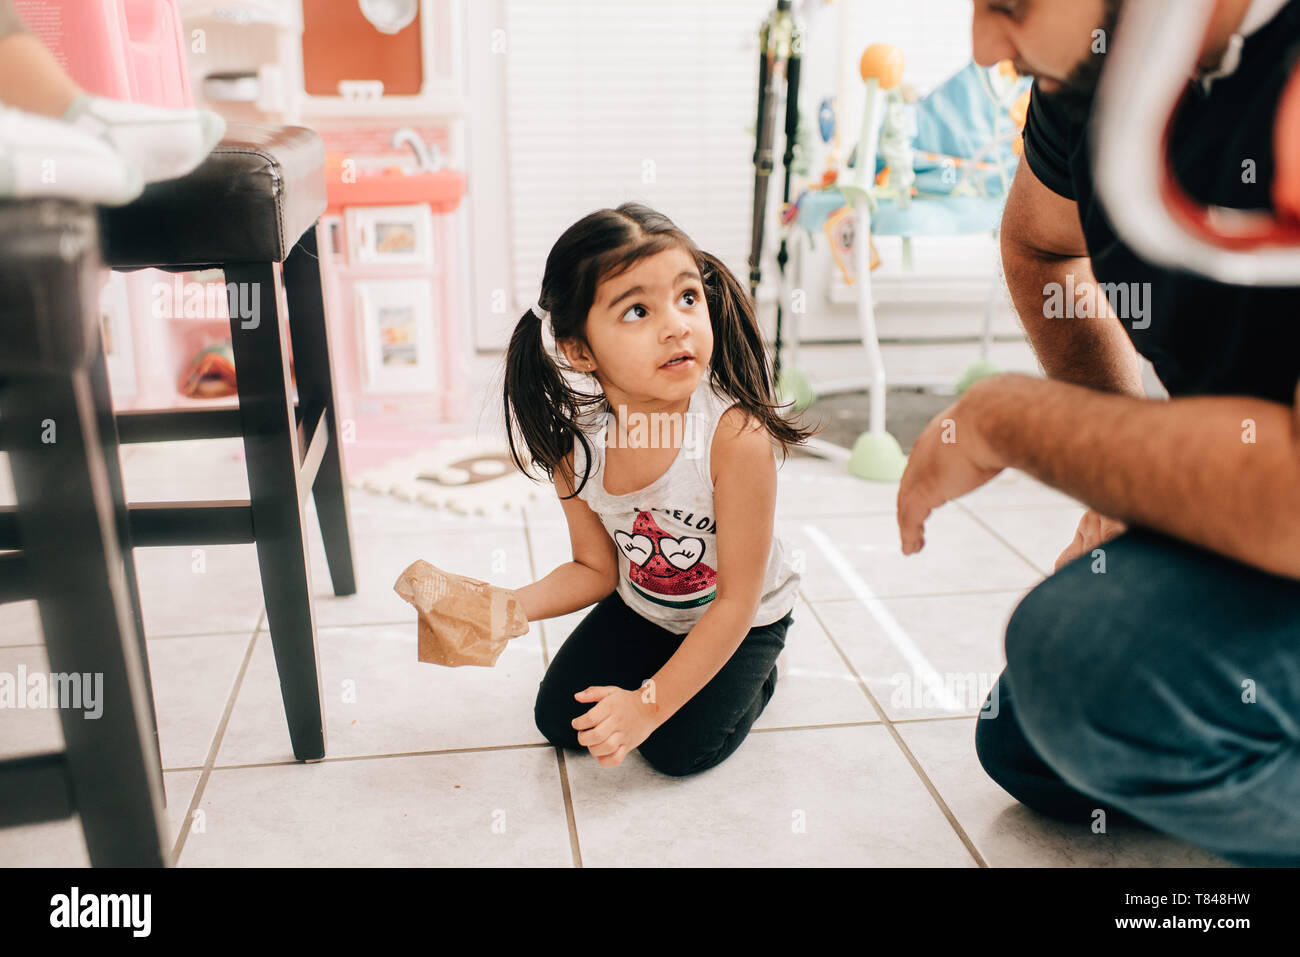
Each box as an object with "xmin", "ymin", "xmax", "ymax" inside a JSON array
[{"xmin": 534, "ymin": 590, "xmax": 792, "ymax": 777}]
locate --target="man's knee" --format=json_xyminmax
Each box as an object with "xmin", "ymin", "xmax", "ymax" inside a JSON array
[
  {"xmin": 1001, "ymin": 562, "xmax": 1147, "ymax": 774},
  {"xmin": 973, "ymin": 686, "xmax": 1018, "ymax": 784}
]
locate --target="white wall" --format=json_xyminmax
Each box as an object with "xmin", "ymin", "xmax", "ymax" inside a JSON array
[{"xmin": 465, "ymin": 0, "xmax": 1007, "ymax": 353}]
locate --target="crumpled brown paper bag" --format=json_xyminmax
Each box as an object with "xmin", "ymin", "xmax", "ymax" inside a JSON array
[{"xmin": 393, "ymin": 559, "xmax": 530, "ymax": 667}]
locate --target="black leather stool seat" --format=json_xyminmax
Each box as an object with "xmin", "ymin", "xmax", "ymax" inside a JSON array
[
  {"xmin": 98, "ymin": 123, "xmax": 327, "ymax": 269},
  {"xmin": 0, "ymin": 201, "xmax": 102, "ymax": 375}
]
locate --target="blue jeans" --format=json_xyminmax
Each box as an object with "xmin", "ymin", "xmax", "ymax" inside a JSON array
[{"xmin": 976, "ymin": 526, "xmax": 1300, "ymax": 867}]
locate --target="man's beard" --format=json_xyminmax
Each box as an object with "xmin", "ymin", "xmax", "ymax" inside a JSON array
[{"xmin": 1039, "ymin": 0, "xmax": 1123, "ymax": 124}]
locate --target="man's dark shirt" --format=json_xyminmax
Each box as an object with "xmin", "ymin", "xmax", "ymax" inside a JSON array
[{"xmin": 1021, "ymin": 0, "xmax": 1300, "ymax": 403}]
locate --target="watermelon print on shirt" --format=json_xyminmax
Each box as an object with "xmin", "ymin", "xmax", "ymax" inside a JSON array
[{"xmin": 615, "ymin": 509, "xmax": 718, "ymax": 610}]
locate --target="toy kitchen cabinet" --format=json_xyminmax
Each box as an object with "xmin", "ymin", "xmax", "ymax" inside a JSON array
[{"xmin": 181, "ymin": 0, "xmax": 472, "ymax": 426}]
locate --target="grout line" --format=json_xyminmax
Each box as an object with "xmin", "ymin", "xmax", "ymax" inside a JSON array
[
  {"xmin": 554, "ymin": 748, "xmax": 583, "ymax": 868},
  {"xmin": 750, "ymin": 719, "xmax": 881, "ymax": 733},
  {"xmin": 523, "ymin": 507, "xmax": 581, "ymax": 868},
  {"xmin": 202, "ymin": 741, "xmax": 556, "ymax": 771},
  {"xmin": 169, "ymin": 606, "xmax": 265, "ymax": 865},
  {"xmin": 801, "ymin": 595, "xmax": 990, "ymax": 869},
  {"xmin": 805, "ymin": 586, "xmax": 1033, "ymax": 604},
  {"xmin": 954, "ymin": 500, "xmax": 1053, "ymax": 578},
  {"xmin": 177, "ymin": 718, "xmax": 985, "ymax": 773},
  {"xmin": 138, "ymin": 625, "xmax": 269, "ymax": 641},
  {"xmin": 887, "ymin": 713, "xmax": 984, "ymax": 724}
]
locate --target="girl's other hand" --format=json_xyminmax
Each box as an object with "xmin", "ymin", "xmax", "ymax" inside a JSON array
[{"xmin": 571, "ymin": 685, "xmax": 661, "ymax": 767}]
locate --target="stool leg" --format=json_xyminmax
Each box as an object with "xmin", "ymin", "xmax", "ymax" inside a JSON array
[
  {"xmin": 224, "ymin": 261, "xmax": 327, "ymax": 761},
  {"xmin": 0, "ymin": 368, "xmax": 169, "ymax": 866},
  {"xmin": 282, "ymin": 224, "xmax": 356, "ymax": 597},
  {"xmin": 87, "ymin": 329, "xmax": 164, "ymax": 788}
]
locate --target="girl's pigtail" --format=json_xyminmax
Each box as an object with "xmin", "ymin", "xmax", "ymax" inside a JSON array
[
  {"xmin": 502, "ymin": 307, "xmax": 600, "ymax": 499},
  {"xmin": 696, "ymin": 250, "xmax": 819, "ymax": 459}
]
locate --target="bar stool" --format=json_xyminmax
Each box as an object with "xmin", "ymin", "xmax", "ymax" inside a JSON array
[
  {"xmin": 96, "ymin": 123, "xmax": 358, "ymax": 763},
  {"xmin": 2, "ymin": 122, "xmax": 355, "ymax": 806},
  {"xmin": 0, "ymin": 198, "xmax": 170, "ymax": 866}
]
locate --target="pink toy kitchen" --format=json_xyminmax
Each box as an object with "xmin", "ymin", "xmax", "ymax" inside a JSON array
[{"xmin": 24, "ymin": 0, "xmax": 472, "ymax": 476}]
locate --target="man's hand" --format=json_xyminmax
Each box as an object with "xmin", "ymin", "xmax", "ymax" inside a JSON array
[
  {"xmin": 571, "ymin": 685, "xmax": 661, "ymax": 767},
  {"xmin": 897, "ymin": 384, "xmax": 1006, "ymax": 555},
  {"xmin": 1054, "ymin": 509, "xmax": 1127, "ymax": 571}
]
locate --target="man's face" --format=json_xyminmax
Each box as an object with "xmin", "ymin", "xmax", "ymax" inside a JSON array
[{"xmin": 971, "ymin": 0, "xmax": 1122, "ymax": 119}]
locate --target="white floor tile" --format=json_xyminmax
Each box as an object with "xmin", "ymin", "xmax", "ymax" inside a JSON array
[
  {"xmin": 753, "ymin": 598, "xmax": 881, "ymax": 730},
  {"xmin": 897, "ymin": 719, "xmax": 1233, "ymax": 867},
  {"xmin": 216, "ymin": 622, "xmax": 547, "ymax": 765},
  {"xmin": 813, "ymin": 590, "xmax": 1025, "ymax": 720},
  {"xmin": 565, "ymin": 724, "xmax": 976, "ymax": 867},
  {"xmin": 0, "ymin": 636, "xmax": 245, "ymax": 771},
  {"xmin": 307, "ymin": 525, "xmax": 532, "ymax": 629},
  {"xmin": 964, "ymin": 505, "xmax": 1089, "ymax": 577},
  {"xmin": 0, "ymin": 770, "xmax": 201, "ymax": 867},
  {"xmin": 958, "ymin": 467, "xmax": 1082, "ymax": 510},
  {"xmin": 775, "ymin": 458, "xmax": 901, "ymax": 517},
  {"xmin": 176, "ymin": 748, "xmax": 572, "ymax": 866},
  {"xmin": 0, "ymin": 644, "xmax": 62, "ymax": 760},
  {"xmin": 134, "ymin": 543, "xmax": 265, "ymax": 638},
  {"xmin": 0, "ymin": 601, "xmax": 41, "ymax": 648},
  {"xmin": 785, "ymin": 508, "xmax": 1041, "ymax": 601},
  {"xmin": 147, "ymin": 634, "xmax": 250, "ymax": 769}
]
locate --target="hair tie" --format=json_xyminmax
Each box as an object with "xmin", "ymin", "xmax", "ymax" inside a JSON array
[{"xmin": 530, "ymin": 301, "xmax": 549, "ymax": 322}]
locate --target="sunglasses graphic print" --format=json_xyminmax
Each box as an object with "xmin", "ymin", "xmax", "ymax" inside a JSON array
[{"xmin": 614, "ymin": 510, "xmax": 718, "ymax": 609}]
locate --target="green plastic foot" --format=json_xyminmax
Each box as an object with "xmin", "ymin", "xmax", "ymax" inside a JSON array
[
  {"xmin": 777, "ymin": 367, "xmax": 816, "ymax": 413},
  {"xmin": 847, "ymin": 430, "xmax": 907, "ymax": 482},
  {"xmin": 956, "ymin": 359, "xmax": 999, "ymax": 394}
]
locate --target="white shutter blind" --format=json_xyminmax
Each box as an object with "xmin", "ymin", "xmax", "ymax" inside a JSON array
[{"xmin": 504, "ymin": 0, "xmax": 772, "ymax": 311}]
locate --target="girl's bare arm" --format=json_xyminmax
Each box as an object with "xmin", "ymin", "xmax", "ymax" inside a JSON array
[{"xmin": 514, "ymin": 450, "xmax": 619, "ymax": 621}]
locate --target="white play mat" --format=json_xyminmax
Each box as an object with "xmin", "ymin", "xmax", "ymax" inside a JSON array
[{"xmin": 349, "ymin": 435, "xmax": 545, "ymax": 515}]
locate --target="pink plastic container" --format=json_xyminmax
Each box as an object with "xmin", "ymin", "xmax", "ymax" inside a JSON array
[{"xmin": 14, "ymin": 0, "xmax": 193, "ymax": 107}]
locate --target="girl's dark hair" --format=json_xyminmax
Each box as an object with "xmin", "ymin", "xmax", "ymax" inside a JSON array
[{"xmin": 503, "ymin": 202, "xmax": 818, "ymax": 499}]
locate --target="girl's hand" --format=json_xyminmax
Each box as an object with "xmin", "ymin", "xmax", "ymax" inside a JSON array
[{"xmin": 571, "ymin": 685, "xmax": 661, "ymax": 767}]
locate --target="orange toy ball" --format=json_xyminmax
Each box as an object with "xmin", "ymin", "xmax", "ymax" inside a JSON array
[
  {"xmin": 860, "ymin": 44, "xmax": 904, "ymax": 89},
  {"xmin": 1275, "ymin": 62, "xmax": 1300, "ymax": 222}
]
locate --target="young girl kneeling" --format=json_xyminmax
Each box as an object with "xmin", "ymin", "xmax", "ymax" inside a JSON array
[{"xmin": 503, "ymin": 202, "xmax": 815, "ymax": 777}]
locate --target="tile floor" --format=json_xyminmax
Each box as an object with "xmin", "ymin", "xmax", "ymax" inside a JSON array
[{"xmin": 0, "ymin": 346, "xmax": 1228, "ymax": 867}]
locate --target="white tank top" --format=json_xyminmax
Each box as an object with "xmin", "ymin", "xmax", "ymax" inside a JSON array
[{"xmin": 571, "ymin": 373, "xmax": 800, "ymax": 634}]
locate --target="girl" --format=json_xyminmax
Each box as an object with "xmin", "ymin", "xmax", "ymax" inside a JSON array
[{"xmin": 502, "ymin": 202, "xmax": 817, "ymax": 777}]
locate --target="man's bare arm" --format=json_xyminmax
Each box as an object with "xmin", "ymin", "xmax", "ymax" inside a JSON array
[
  {"xmin": 1000, "ymin": 159, "xmax": 1147, "ymax": 399},
  {"xmin": 963, "ymin": 374, "xmax": 1300, "ymax": 580}
]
